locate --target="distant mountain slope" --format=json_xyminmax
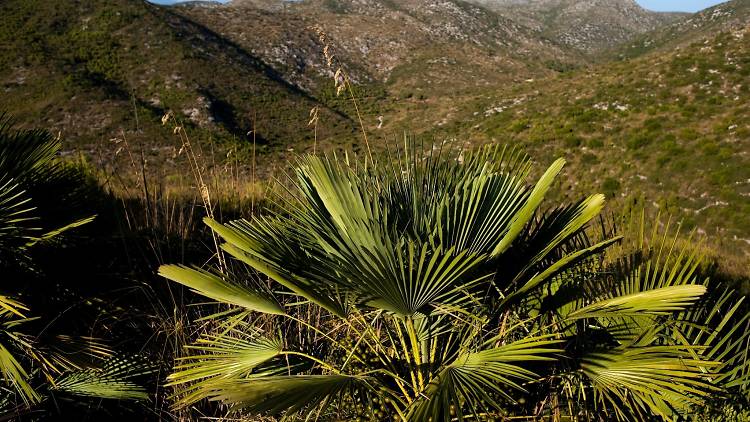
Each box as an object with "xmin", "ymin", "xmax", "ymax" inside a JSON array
[
  {"xmin": 0, "ymin": 0, "xmax": 690, "ymax": 173},
  {"xmin": 465, "ymin": 0, "xmax": 686, "ymax": 53},
  {"xmin": 3, "ymin": 0, "xmax": 746, "ymax": 265},
  {"xmin": 177, "ymin": 0, "xmax": 583, "ymax": 98},
  {"xmin": 618, "ymin": 0, "xmax": 749, "ymax": 58},
  {"xmin": 0, "ymin": 0, "xmax": 354, "ymax": 174},
  {"xmin": 448, "ymin": 21, "xmax": 750, "ymax": 261}
]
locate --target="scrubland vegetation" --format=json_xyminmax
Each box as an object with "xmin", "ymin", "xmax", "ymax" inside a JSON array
[
  {"xmin": 2, "ymin": 106, "xmax": 750, "ymax": 420},
  {"xmin": 1, "ymin": 0, "xmax": 749, "ymax": 420}
]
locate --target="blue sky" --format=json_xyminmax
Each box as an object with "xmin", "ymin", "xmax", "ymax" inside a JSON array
[
  {"xmin": 149, "ymin": 0, "xmax": 726, "ymax": 13},
  {"xmin": 635, "ymin": 0, "xmax": 724, "ymax": 12}
]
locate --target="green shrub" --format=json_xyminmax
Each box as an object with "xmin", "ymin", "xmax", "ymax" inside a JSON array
[
  {"xmin": 602, "ymin": 177, "xmax": 621, "ymax": 198},
  {"xmin": 160, "ymin": 145, "xmax": 750, "ymax": 421},
  {"xmin": 564, "ymin": 134, "xmax": 582, "ymax": 148},
  {"xmin": 626, "ymin": 132, "xmax": 650, "ymax": 149}
]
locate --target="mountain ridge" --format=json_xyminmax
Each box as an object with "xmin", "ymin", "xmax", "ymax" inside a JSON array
[
  {"xmin": 618, "ymin": 0, "xmax": 749, "ymax": 58},
  {"xmin": 465, "ymin": 0, "xmax": 688, "ymax": 52},
  {"xmin": 177, "ymin": 0, "xmax": 582, "ymax": 95}
]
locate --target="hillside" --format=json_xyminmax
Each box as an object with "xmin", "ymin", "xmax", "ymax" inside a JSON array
[
  {"xmin": 0, "ymin": 0, "xmax": 694, "ymax": 171},
  {"xmin": 619, "ymin": 0, "xmax": 750, "ymax": 58},
  {"xmin": 176, "ymin": 0, "xmax": 689, "ymax": 94},
  {"xmin": 439, "ymin": 18, "xmax": 750, "ymax": 264},
  {"xmin": 176, "ymin": 0, "xmax": 581, "ymax": 97},
  {"xmin": 0, "ymin": 0, "xmax": 356, "ymax": 176},
  {"xmin": 0, "ymin": 0, "xmax": 748, "ymax": 265},
  {"xmin": 465, "ymin": 0, "xmax": 686, "ymax": 53}
]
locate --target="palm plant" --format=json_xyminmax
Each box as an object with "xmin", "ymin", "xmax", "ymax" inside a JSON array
[
  {"xmin": 0, "ymin": 114, "xmax": 94, "ymax": 263},
  {"xmin": 0, "ymin": 114, "xmax": 151, "ymax": 409},
  {"xmin": 161, "ymin": 143, "xmax": 749, "ymax": 421}
]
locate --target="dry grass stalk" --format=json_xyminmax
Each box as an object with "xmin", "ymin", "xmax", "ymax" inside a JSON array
[
  {"xmin": 308, "ymin": 106, "xmax": 320, "ymax": 154},
  {"xmin": 311, "ymin": 25, "xmax": 374, "ymax": 165},
  {"xmin": 161, "ymin": 111, "xmax": 227, "ymax": 272}
]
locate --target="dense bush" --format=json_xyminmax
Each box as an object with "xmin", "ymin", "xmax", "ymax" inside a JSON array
[
  {"xmin": 161, "ymin": 144, "xmax": 750, "ymax": 421},
  {"xmin": 0, "ymin": 115, "xmax": 152, "ymax": 412}
]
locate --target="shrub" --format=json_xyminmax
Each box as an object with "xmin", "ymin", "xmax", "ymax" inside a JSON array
[
  {"xmin": 0, "ymin": 114, "xmax": 152, "ymax": 407},
  {"xmin": 161, "ymin": 144, "xmax": 750, "ymax": 421},
  {"xmin": 563, "ymin": 133, "xmax": 582, "ymax": 148},
  {"xmin": 602, "ymin": 177, "xmax": 621, "ymax": 198},
  {"xmin": 626, "ymin": 132, "xmax": 650, "ymax": 149}
]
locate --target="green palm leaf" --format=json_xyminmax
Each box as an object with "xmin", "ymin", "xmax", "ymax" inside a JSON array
[
  {"xmin": 0, "ymin": 296, "xmax": 39, "ymax": 405},
  {"xmin": 158, "ymin": 265, "xmax": 284, "ymax": 315},
  {"xmin": 436, "ymin": 166, "xmax": 528, "ymax": 254},
  {"xmin": 504, "ymin": 194, "xmax": 607, "ymax": 288},
  {"xmin": 200, "ymin": 375, "xmax": 363, "ymax": 414},
  {"xmin": 569, "ymin": 284, "xmax": 707, "ymax": 319},
  {"xmin": 52, "ymin": 356, "xmax": 154, "ymax": 401},
  {"xmin": 207, "ymin": 217, "xmax": 351, "ymax": 317},
  {"xmin": 581, "ymin": 346, "xmax": 719, "ymax": 420},
  {"xmin": 0, "ymin": 178, "xmax": 35, "ymax": 244},
  {"xmin": 673, "ymin": 286, "xmax": 750, "ymax": 394},
  {"xmin": 504, "ymin": 236, "xmax": 621, "ymax": 305},
  {"xmin": 0, "ymin": 341, "xmax": 40, "ymax": 404},
  {"xmin": 408, "ymin": 335, "xmax": 561, "ymax": 420},
  {"xmin": 0, "ymin": 296, "xmax": 27, "ymax": 319},
  {"xmin": 491, "ymin": 158, "xmax": 565, "ymax": 257},
  {"xmin": 0, "ymin": 114, "xmax": 60, "ymax": 181},
  {"xmin": 168, "ymin": 330, "xmax": 282, "ymax": 407},
  {"xmin": 0, "ymin": 113, "xmax": 95, "ymax": 254}
]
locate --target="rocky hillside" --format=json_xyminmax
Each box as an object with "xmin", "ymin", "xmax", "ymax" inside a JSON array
[
  {"xmin": 436, "ymin": 15, "xmax": 750, "ymax": 264},
  {"xmin": 465, "ymin": 0, "xmax": 686, "ymax": 53},
  {"xmin": 176, "ymin": 0, "xmax": 581, "ymax": 97},
  {"xmin": 0, "ymin": 0, "xmax": 355, "ymax": 175},
  {"xmin": 0, "ymin": 0, "xmax": 693, "ymax": 171},
  {"xmin": 619, "ymin": 0, "xmax": 750, "ymax": 57},
  {"xmin": 1, "ymin": 0, "xmax": 747, "ymax": 268}
]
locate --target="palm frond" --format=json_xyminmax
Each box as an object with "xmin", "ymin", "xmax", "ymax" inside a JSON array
[
  {"xmin": 158, "ymin": 264, "xmax": 284, "ymax": 315},
  {"xmin": 674, "ymin": 286, "xmax": 750, "ymax": 394},
  {"xmin": 207, "ymin": 217, "xmax": 351, "ymax": 317},
  {"xmin": 500, "ymin": 194, "xmax": 607, "ymax": 288},
  {"xmin": 0, "ymin": 296, "xmax": 28, "ymax": 319},
  {"xmin": 0, "ymin": 114, "xmax": 60, "ymax": 180},
  {"xmin": 52, "ymin": 356, "xmax": 154, "ymax": 401},
  {"xmin": 505, "ymin": 236, "xmax": 621, "ymax": 304},
  {"xmin": 0, "ymin": 177, "xmax": 37, "ymax": 252},
  {"xmin": 200, "ymin": 375, "xmax": 363, "ymax": 415},
  {"xmin": 581, "ymin": 346, "xmax": 719, "ymax": 420},
  {"xmin": 0, "ymin": 113, "xmax": 95, "ymax": 258},
  {"xmin": 435, "ymin": 161, "xmax": 529, "ymax": 255},
  {"xmin": 168, "ymin": 329, "xmax": 282, "ymax": 407},
  {"xmin": 0, "ymin": 341, "xmax": 40, "ymax": 405},
  {"xmin": 491, "ymin": 158, "xmax": 565, "ymax": 257},
  {"xmin": 408, "ymin": 335, "xmax": 561, "ymax": 420},
  {"xmin": 28, "ymin": 215, "xmax": 97, "ymax": 247},
  {"xmin": 569, "ymin": 285, "xmax": 707, "ymax": 319}
]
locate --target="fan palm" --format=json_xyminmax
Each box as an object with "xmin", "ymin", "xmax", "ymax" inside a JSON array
[
  {"xmin": 0, "ymin": 114, "xmax": 151, "ymax": 408},
  {"xmin": 0, "ymin": 113, "xmax": 95, "ymax": 261},
  {"xmin": 161, "ymin": 143, "xmax": 748, "ymax": 421}
]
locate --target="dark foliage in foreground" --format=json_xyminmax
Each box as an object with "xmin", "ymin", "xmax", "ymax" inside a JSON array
[{"xmin": 0, "ymin": 115, "xmax": 156, "ymax": 417}]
